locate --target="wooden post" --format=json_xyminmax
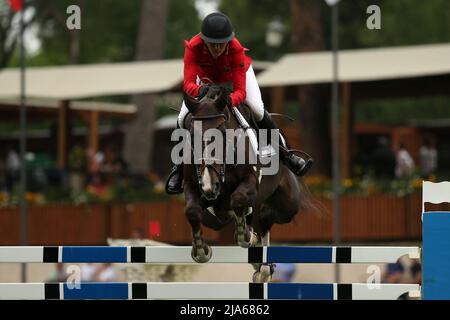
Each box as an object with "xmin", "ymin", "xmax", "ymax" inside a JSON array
[
  {"xmin": 340, "ymin": 82, "xmax": 352, "ymax": 179},
  {"xmin": 88, "ymin": 111, "xmax": 99, "ymax": 154},
  {"xmin": 57, "ymin": 100, "xmax": 70, "ymax": 169},
  {"xmin": 270, "ymin": 86, "xmax": 285, "ymax": 115}
]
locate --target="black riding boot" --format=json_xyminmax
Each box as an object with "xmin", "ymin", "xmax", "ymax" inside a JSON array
[
  {"xmin": 256, "ymin": 110, "xmax": 313, "ymax": 176},
  {"xmin": 165, "ymin": 123, "xmax": 184, "ymax": 194}
]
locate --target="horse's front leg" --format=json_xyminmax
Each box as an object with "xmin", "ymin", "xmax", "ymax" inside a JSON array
[
  {"xmin": 230, "ymin": 174, "xmax": 259, "ymax": 248},
  {"xmin": 184, "ymin": 182, "xmax": 212, "ymax": 263}
]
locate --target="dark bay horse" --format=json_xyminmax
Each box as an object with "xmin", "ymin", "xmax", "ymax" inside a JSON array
[{"xmin": 180, "ymin": 85, "xmax": 313, "ymax": 280}]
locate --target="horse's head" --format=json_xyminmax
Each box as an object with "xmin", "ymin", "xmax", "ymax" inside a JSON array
[{"xmin": 184, "ymin": 85, "xmax": 232, "ymax": 201}]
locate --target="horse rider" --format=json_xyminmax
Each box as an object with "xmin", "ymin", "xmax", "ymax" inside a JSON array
[{"xmin": 166, "ymin": 12, "xmax": 312, "ymax": 194}]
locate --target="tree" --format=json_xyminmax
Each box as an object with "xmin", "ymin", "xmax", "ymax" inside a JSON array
[
  {"xmin": 219, "ymin": 0, "xmax": 292, "ymax": 61},
  {"xmin": 28, "ymin": 0, "xmax": 141, "ymax": 66},
  {"xmin": 336, "ymin": 0, "xmax": 450, "ymax": 49},
  {"xmin": 165, "ymin": 0, "xmax": 201, "ymax": 59},
  {"xmin": 289, "ymin": 0, "xmax": 331, "ymax": 175},
  {"xmin": 0, "ymin": 0, "xmax": 36, "ymax": 69},
  {"xmin": 122, "ymin": 0, "xmax": 169, "ymax": 175},
  {"xmin": 11, "ymin": 0, "xmax": 200, "ymax": 67}
]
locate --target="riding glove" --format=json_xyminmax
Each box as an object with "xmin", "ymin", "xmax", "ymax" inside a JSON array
[{"xmin": 217, "ymin": 91, "xmax": 232, "ymax": 109}]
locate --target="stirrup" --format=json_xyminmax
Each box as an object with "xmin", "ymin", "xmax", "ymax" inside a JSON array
[
  {"xmin": 165, "ymin": 166, "xmax": 184, "ymax": 195},
  {"xmin": 283, "ymin": 150, "xmax": 313, "ymax": 177}
]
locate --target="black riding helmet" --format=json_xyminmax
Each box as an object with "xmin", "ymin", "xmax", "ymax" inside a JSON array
[{"xmin": 200, "ymin": 12, "xmax": 235, "ymax": 43}]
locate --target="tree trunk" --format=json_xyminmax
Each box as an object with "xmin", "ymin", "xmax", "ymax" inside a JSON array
[
  {"xmin": 123, "ymin": 0, "xmax": 169, "ymax": 175},
  {"xmin": 68, "ymin": 0, "xmax": 84, "ymax": 64},
  {"xmin": 289, "ymin": 0, "xmax": 331, "ymax": 175}
]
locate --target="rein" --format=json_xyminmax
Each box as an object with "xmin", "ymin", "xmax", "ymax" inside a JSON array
[{"xmin": 190, "ymin": 110, "xmax": 231, "ymax": 189}]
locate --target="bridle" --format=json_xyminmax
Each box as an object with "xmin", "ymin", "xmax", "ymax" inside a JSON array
[{"xmin": 190, "ymin": 111, "xmax": 229, "ymax": 190}]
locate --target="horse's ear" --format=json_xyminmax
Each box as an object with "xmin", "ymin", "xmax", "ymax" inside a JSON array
[
  {"xmin": 222, "ymin": 81, "xmax": 233, "ymax": 92},
  {"xmin": 183, "ymin": 91, "xmax": 200, "ymax": 114}
]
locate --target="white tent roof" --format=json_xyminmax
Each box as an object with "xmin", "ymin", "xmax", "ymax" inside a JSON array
[
  {"xmin": 155, "ymin": 114, "xmax": 178, "ymax": 129},
  {"xmin": 0, "ymin": 59, "xmax": 184, "ymax": 100},
  {"xmin": 0, "ymin": 97, "xmax": 136, "ymax": 114},
  {"xmin": 0, "ymin": 59, "xmax": 272, "ymax": 101},
  {"xmin": 256, "ymin": 43, "xmax": 450, "ymax": 87}
]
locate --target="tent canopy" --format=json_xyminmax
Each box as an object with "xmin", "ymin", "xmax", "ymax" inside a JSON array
[
  {"xmin": 257, "ymin": 43, "xmax": 450, "ymax": 87},
  {"xmin": 0, "ymin": 59, "xmax": 272, "ymax": 100}
]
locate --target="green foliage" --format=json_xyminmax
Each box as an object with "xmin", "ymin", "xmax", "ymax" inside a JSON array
[
  {"xmin": 340, "ymin": 0, "xmax": 450, "ymax": 49},
  {"xmin": 109, "ymin": 179, "xmax": 170, "ymax": 203},
  {"xmin": 305, "ymin": 175, "xmax": 424, "ymax": 197},
  {"xmin": 219, "ymin": 0, "xmax": 292, "ymax": 60},
  {"xmin": 355, "ymin": 96, "xmax": 450, "ymax": 124},
  {"xmin": 68, "ymin": 145, "xmax": 87, "ymax": 172},
  {"xmin": 9, "ymin": 0, "xmax": 201, "ymax": 67},
  {"xmin": 317, "ymin": 0, "xmax": 450, "ymax": 50},
  {"xmin": 165, "ymin": 0, "xmax": 201, "ymax": 58},
  {"xmin": 219, "ymin": 0, "xmax": 450, "ymax": 58},
  {"xmin": 27, "ymin": 0, "xmax": 141, "ymax": 65}
]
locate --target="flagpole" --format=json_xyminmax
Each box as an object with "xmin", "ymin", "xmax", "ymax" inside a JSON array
[
  {"xmin": 18, "ymin": 0, "xmax": 28, "ymax": 283},
  {"xmin": 331, "ymin": 1, "xmax": 341, "ymax": 284}
]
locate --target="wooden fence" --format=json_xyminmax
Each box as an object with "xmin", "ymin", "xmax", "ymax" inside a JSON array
[{"xmin": 0, "ymin": 193, "xmax": 444, "ymax": 245}]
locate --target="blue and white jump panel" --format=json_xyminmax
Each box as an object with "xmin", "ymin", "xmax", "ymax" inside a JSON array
[
  {"xmin": 0, "ymin": 246, "xmax": 419, "ymax": 263},
  {"xmin": 423, "ymin": 212, "xmax": 450, "ymax": 300},
  {"xmin": 0, "ymin": 282, "xmax": 420, "ymax": 300}
]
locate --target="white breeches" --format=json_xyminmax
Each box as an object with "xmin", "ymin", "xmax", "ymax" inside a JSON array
[{"xmin": 177, "ymin": 65, "xmax": 265, "ymax": 128}]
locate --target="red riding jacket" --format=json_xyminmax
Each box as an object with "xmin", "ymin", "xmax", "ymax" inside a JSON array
[{"xmin": 183, "ymin": 34, "xmax": 252, "ymax": 107}]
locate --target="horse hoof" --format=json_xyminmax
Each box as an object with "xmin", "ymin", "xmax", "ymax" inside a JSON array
[
  {"xmin": 252, "ymin": 271, "xmax": 272, "ymax": 283},
  {"xmin": 235, "ymin": 229, "xmax": 258, "ymax": 248},
  {"xmin": 260, "ymin": 264, "xmax": 273, "ymax": 279},
  {"xmin": 191, "ymin": 245, "xmax": 212, "ymax": 263},
  {"xmin": 252, "ymin": 264, "xmax": 274, "ymax": 282}
]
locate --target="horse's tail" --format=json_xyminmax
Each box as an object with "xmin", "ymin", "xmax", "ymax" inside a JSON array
[{"xmin": 283, "ymin": 168, "xmax": 322, "ymax": 217}]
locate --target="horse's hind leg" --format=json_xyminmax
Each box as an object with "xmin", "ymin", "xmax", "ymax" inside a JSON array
[{"xmin": 252, "ymin": 231, "xmax": 275, "ymax": 283}]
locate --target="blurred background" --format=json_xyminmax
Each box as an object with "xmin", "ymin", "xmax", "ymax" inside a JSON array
[{"xmin": 0, "ymin": 0, "xmax": 449, "ymax": 288}]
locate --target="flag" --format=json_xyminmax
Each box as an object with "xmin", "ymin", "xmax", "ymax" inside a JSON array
[
  {"xmin": 148, "ymin": 220, "xmax": 161, "ymax": 238},
  {"xmin": 8, "ymin": 0, "xmax": 23, "ymax": 12}
]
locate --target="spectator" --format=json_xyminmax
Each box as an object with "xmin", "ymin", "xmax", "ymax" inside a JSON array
[
  {"xmin": 395, "ymin": 143, "xmax": 415, "ymax": 179},
  {"xmin": 5, "ymin": 148, "xmax": 20, "ymax": 193},
  {"xmin": 47, "ymin": 263, "xmax": 68, "ymax": 282},
  {"xmin": 80, "ymin": 263, "xmax": 98, "ymax": 282},
  {"xmin": 87, "ymin": 148, "xmax": 104, "ymax": 175},
  {"xmin": 86, "ymin": 172, "xmax": 110, "ymax": 200},
  {"xmin": 382, "ymin": 263, "xmax": 405, "ymax": 284},
  {"xmin": 103, "ymin": 145, "xmax": 127, "ymax": 177},
  {"xmin": 372, "ymin": 136, "xmax": 396, "ymax": 179},
  {"xmin": 272, "ymin": 263, "xmax": 297, "ymax": 282},
  {"xmin": 0, "ymin": 154, "xmax": 6, "ymax": 192},
  {"xmin": 80, "ymin": 263, "xmax": 118, "ymax": 282},
  {"xmin": 92, "ymin": 263, "xmax": 118, "ymax": 282},
  {"xmin": 411, "ymin": 261, "xmax": 422, "ymax": 285},
  {"xmin": 420, "ymin": 138, "xmax": 437, "ymax": 179},
  {"xmin": 130, "ymin": 227, "xmax": 146, "ymax": 240},
  {"xmin": 68, "ymin": 145, "xmax": 87, "ymax": 193}
]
